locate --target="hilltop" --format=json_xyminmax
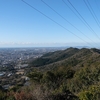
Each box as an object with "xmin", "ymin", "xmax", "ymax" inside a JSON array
[
  {"xmin": 27, "ymin": 47, "xmax": 100, "ymax": 100},
  {"xmin": 30, "ymin": 47, "xmax": 100, "ymax": 70},
  {"xmin": 1, "ymin": 47, "xmax": 100, "ymax": 100}
]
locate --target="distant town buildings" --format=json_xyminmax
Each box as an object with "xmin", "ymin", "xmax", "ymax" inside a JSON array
[{"xmin": 0, "ymin": 47, "xmax": 62, "ymax": 90}]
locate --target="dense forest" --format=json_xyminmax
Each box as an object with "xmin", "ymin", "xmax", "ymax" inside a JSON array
[{"xmin": 1, "ymin": 47, "xmax": 100, "ymax": 100}]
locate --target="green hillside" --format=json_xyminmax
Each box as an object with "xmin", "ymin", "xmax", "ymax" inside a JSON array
[
  {"xmin": 27, "ymin": 47, "xmax": 100, "ymax": 100},
  {"xmin": 29, "ymin": 47, "xmax": 79, "ymax": 67},
  {"xmin": 1, "ymin": 47, "xmax": 100, "ymax": 100},
  {"xmin": 30, "ymin": 47, "xmax": 100, "ymax": 70}
]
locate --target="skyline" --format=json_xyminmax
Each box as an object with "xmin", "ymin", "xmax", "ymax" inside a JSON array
[{"xmin": 1, "ymin": 0, "xmax": 100, "ymax": 47}]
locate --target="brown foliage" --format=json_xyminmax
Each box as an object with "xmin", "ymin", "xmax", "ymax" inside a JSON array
[{"xmin": 14, "ymin": 91, "xmax": 34, "ymax": 100}]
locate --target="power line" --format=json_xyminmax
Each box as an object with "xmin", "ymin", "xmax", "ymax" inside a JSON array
[
  {"xmin": 87, "ymin": 0, "xmax": 100, "ymax": 26},
  {"xmin": 95, "ymin": 0, "xmax": 100, "ymax": 12},
  {"xmin": 62, "ymin": 0, "xmax": 90, "ymax": 30},
  {"xmin": 63, "ymin": 0, "xmax": 100, "ymax": 41},
  {"xmin": 41, "ymin": 0, "xmax": 96, "ymax": 44},
  {"xmin": 87, "ymin": 0, "xmax": 100, "ymax": 24},
  {"xmin": 83, "ymin": 0, "xmax": 100, "ymax": 28},
  {"xmin": 67, "ymin": 0, "xmax": 100, "ymax": 41},
  {"xmin": 21, "ymin": 0, "xmax": 93, "ymax": 47}
]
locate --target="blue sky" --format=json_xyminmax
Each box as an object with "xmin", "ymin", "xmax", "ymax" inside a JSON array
[{"xmin": 1, "ymin": 0, "xmax": 100, "ymax": 47}]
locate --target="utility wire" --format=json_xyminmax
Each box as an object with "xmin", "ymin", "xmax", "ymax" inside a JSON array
[
  {"xmin": 41, "ymin": 0, "xmax": 96, "ymax": 45},
  {"xmin": 95, "ymin": 0, "xmax": 100, "ymax": 12},
  {"xmin": 63, "ymin": 0, "xmax": 100, "ymax": 41},
  {"xmin": 87, "ymin": 0, "xmax": 100, "ymax": 26},
  {"xmin": 83, "ymin": 0, "xmax": 100, "ymax": 28},
  {"xmin": 62, "ymin": 0, "xmax": 90, "ymax": 31},
  {"xmin": 67, "ymin": 0, "xmax": 100, "ymax": 40},
  {"xmin": 21, "ymin": 0, "xmax": 93, "ymax": 47}
]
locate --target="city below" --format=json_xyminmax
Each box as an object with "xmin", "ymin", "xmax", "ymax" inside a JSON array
[{"xmin": 0, "ymin": 47, "xmax": 66, "ymax": 90}]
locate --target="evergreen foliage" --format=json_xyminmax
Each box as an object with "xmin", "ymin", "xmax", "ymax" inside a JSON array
[{"xmin": 1, "ymin": 48, "xmax": 100, "ymax": 99}]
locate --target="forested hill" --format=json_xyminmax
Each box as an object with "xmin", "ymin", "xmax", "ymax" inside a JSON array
[
  {"xmin": 29, "ymin": 47, "xmax": 100, "ymax": 69},
  {"xmin": 1, "ymin": 47, "xmax": 100, "ymax": 100},
  {"xmin": 27, "ymin": 47, "xmax": 100, "ymax": 100}
]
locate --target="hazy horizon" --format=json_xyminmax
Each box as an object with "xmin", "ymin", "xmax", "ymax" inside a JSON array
[{"xmin": 1, "ymin": 0, "xmax": 100, "ymax": 48}]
